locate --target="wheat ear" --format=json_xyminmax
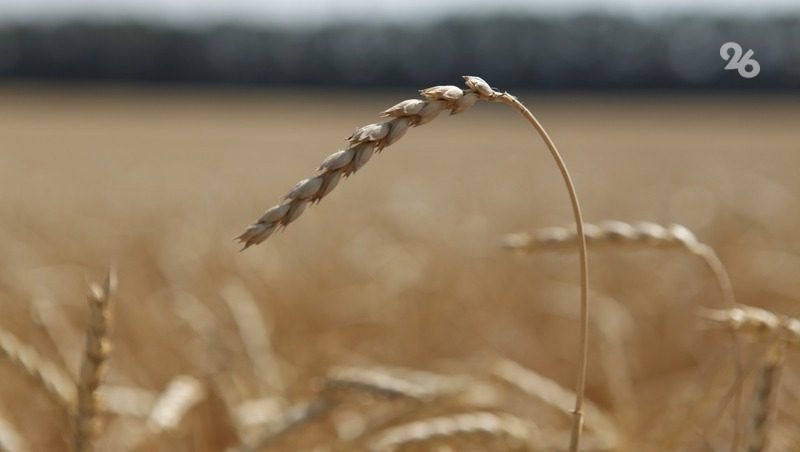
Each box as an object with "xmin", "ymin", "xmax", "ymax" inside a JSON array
[
  {"xmin": 238, "ymin": 75, "xmax": 590, "ymax": 451},
  {"xmin": 31, "ymin": 295, "xmax": 82, "ymax": 378},
  {"xmin": 505, "ymin": 220, "xmax": 743, "ymax": 444},
  {"xmin": 220, "ymin": 282, "xmax": 284, "ymax": 393},
  {"xmin": 0, "ymin": 328, "xmax": 76, "ymax": 410},
  {"xmin": 0, "ymin": 411, "xmax": 28, "ymax": 452},
  {"xmin": 699, "ymin": 305, "xmax": 800, "ymax": 348},
  {"xmin": 746, "ymin": 342, "xmax": 785, "ymax": 452},
  {"xmin": 367, "ymin": 411, "xmax": 541, "ymax": 452},
  {"xmin": 504, "ymin": 221, "xmax": 736, "ymax": 309},
  {"xmin": 233, "ymin": 398, "xmax": 333, "ymax": 452},
  {"xmin": 324, "ymin": 365, "xmax": 459, "ymax": 402},
  {"xmin": 73, "ymin": 269, "xmax": 116, "ymax": 452},
  {"xmin": 700, "ymin": 305, "xmax": 791, "ymax": 445},
  {"xmin": 492, "ymin": 358, "xmax": 618, "ymax": 449},
  {"xmin": 146, "ymin": 375, "xmax": 205, "ymax": 432}
]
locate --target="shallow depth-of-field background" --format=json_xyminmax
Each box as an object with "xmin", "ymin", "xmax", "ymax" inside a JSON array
[{"xmin": 1, "ymin": 86, "xmax": 799, "ymax": 451}]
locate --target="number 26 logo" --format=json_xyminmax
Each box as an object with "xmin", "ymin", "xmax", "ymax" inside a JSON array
[{"xmin": 720, "ymin": 42, "xmax": 760, "ymax": 79}]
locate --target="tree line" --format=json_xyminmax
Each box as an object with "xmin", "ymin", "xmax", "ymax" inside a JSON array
[{"xmin": 0, "ymin": 14, "xmax": 798, "ymax": 89}]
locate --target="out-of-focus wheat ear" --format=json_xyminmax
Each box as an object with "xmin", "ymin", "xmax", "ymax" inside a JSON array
[
  {"xmin": 102, "ymin": 375, "xmax": 205, "ymax": 452},
  {"xmin": 491, "ymin": 358, "xmax": 619, "ymax": 450},
  {"xmin": 31, "ymin": 295, "xmax": 83, "ymax": 378},
  {"xmin": 503, "ymin": 220, "xmax": 736, "ymax": 308},
  {"xmin": 698, "ymin": 305, "xmax": 798, "ymax": 449},
  {"xmin": 146, "ymin": 375, "xmax": 205, "ymax": 432},
  {"xmin": 367, "ymin": 412, "xmax": 542, "ymax": 452},
  {"xmin": 220, "ymin": 281, "xmax": 285, "ymax": 393},
  {"xmin": 698, "ymin": 305, "xmax": 800, "ymax": 347},
  {"xmin": 0, "ymin": 327, "xmax": 76, "ymax": 411},
  {"xmin": 233, "ymin": 398, "xmax": 333, "ymax": 452},
  {"xmin": 231, "ymin": 396, "xmax": 286, "ymax": 435},
  {"xmin": 504, "ymin": 220, "xmax": 745, "ymax": 446},
  {"xmin": 97, "ymin": 385, "xmax": 158, "ymax": 418},
  {"xmin": 73, "ymin": 268, "xmax": 116, "ymax": 452},
  {"xmin": 746, "ymin": 342, "xmax": 785, "ymax": 452},
  {"xmin": 0, "ymin": 408, "xmax": 28, "ymax": 452},
  {"xmin": 535, "ymin": 284, "xmax": 636, "ymax": 413},
  {"xmin": 323, "ymin": 365, "xmax": 458, "ymax": 402}
]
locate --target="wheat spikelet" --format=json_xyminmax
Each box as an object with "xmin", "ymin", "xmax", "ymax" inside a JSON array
[
  {"xmin": 324, "ymin": 366, "xmax": 460, "ymax": 402},
  {"xmin": 367, "ymin": 411, "xmax": 541, "ymax": 452},
  {"xmin": 745, "ymin": 342, "xmax": 785, "ymax": 452},
  {"xmin": 0, "ymin": 327, "xmax": 76, "ymax": 410},
  {"xmin": 236, "ymin": 76, "xmax": 497, "ymax": 250},
  {"xmin": 73, "ymin": 269, "xmax": 116, "ymax": 452}
]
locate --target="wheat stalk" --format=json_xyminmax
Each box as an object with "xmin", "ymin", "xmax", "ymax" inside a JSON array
[
  {"xmin": 367, "ymin": 411, "xmax": 541, "ymax": 452},
  {"xmin": 73, "ymin": 269, "xmax": 116, "ymax": 452},
  {"xmin": 238, "ymin": 75, "xmax": 591, "ymax": 451}
]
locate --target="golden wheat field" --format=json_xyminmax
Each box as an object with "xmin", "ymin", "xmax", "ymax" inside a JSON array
[{"xmin": 0, "ymin": 85, "xmax": 799, "ymax": 451}]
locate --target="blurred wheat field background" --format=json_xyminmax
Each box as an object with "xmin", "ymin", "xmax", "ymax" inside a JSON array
[{"xmin": 1, "ymin": 86, "xmax": 799, "ymax": 451}]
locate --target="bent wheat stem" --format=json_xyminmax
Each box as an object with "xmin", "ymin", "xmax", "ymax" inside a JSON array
[
  {"xmin": 491, "ymin": 92, "xmax": 589, "ymax": 451},
  {"xmin": 238, "ymin": 76, "xmax": 590, "ymax": 451}
]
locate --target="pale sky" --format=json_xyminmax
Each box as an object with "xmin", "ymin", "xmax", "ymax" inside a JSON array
[{"xmin": 1, "ymin": 0, "xmax": 798, "ymax": 25}]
